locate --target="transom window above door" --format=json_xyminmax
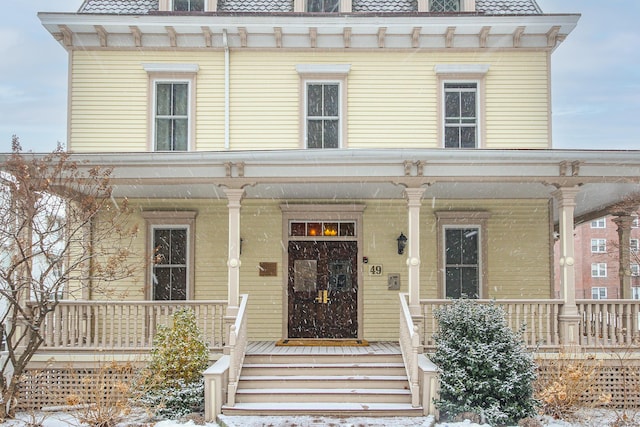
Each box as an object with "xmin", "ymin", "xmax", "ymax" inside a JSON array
[{"xmin": 289, "ymin": 220, "xmax": 356, "ymax": 237}]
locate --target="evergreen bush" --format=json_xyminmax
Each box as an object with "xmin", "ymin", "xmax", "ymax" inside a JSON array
[{"xmin": 431, "ymin": 299, "xmax": 537, "ymax": 425}]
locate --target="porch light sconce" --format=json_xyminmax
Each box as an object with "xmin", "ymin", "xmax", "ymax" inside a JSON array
[{"xmin": 397, "ymin": 232, "xmax": 407, "ymax": 255}]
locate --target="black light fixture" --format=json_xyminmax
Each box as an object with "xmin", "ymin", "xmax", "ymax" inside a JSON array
[{"xmin": 397, "ymin": 232, "xmax": 407, "ymax": 255}]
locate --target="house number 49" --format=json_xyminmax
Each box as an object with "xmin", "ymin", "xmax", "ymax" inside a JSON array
[{"xmin": 369, "ymin": 265, "xmax": 383, "ymax": 276}]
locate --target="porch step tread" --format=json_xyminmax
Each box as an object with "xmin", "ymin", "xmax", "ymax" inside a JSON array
[
  {"xmin": 242, "ymin": 362, "xmax": 405, "ymax": 368},
  {"xmin": 236, "ymin": 388, "xmax": 411, "ymax": 395},
  {"xmin": 240, "ymin": 375, "xmax": 408, "ymax": 381},
  {"xmin": 222, "ymin": 402, "xmax": 423, "ymax": 415}
]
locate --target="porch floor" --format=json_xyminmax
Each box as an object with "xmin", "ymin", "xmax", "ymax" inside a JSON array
[{"xmin": 246, "ymin": 341, "xmax": 401, "ymax": 355}]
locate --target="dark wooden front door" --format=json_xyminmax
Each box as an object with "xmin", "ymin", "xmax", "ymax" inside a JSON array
[{"xmin": 288, "ymin": 241, "xmax": 358, "ymax": 339}]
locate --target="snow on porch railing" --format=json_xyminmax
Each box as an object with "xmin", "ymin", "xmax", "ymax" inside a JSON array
[
  {"xmin": 399, "ymin": 293, "xmax": 421, "ymax": 408},
  {"xmin": 31, "ymin": 300, "xmax": 227, "ymax": 352},
  {"xmin": 419, "ymin": 299, "xmax": 563, "ymax": 351},
  {"xmin": 226, "ymin": 294, "xmax": 249, "ymax": 407},
  {"xmin": 577, "ymin": 300, "xmax": 640, "ymax": 348}
]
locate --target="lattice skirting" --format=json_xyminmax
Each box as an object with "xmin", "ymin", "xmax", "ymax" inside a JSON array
[
  {"xmin": 536, "ymin": 356, "xmax": 640, "ymax": 408},
  {"xmin": 17, "ymin": 362, "xmax": 140, "ymax": 411}
]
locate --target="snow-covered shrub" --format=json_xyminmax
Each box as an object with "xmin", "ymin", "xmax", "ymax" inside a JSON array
[
  {"xmin": 139, "ymin": 378, "xmax": 204, "ymax": 419},
  {"xmin": 148, "ymin": 308, "xmax": 209, "ymax": 386},
  {"xmin": 140, "ymin": 308, "xmax": 208, "ymax": 419},
  {"xmin": 431, "ymin": 298, "xmax": 537, "ymax": 425}
]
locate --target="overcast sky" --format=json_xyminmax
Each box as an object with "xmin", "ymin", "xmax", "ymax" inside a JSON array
[{"xmin": 1, "ymin": 0, "xmax": 638, "ymax": 152}]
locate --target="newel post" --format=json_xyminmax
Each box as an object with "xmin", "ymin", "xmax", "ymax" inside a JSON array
[{"xmin": 553, "ymin": 186, "xmax": 581, "ymax": 347}]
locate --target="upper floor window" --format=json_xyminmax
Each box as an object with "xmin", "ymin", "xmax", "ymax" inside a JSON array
[
  {"xmin": 307, "ymin": 0, "xmax": 340, "ymax": 12},
  {"xmin": 155, "ymin": 82, "xmax": 189, "ymax": 151},
  {"xmin": 173, "ymin": 0, "xmax": 204, "ymax": 11},
  {"xmin": 444, "ymin": 82, "xmax": 477, "ymax": 148},
  {"xmin": 591, "ymin": 287, "xmax": 607, "ymax": 300},
  {"xmin": 631, "ymin": 238, "xmax": 639, "ymax": 253},
  {"xmin": 591, "ymin": 263, "xmax": 607, "ymax": 278},
  {"xmin": 631, "ymin": 263, "xmax": 640, "ymax": 277},
  {"xmin": 591, "ymin": 238, "xmax": 606, "ymax": 253},
  {"xmin": 306, "ymin": 82, "xmax": 341, "ymax": 148},
  {"xmin": 430, "ymin": 0, "xmax": 461, "ymax": 12},
  {"xmin": 591, "ymin": 217, "xmax": 606, "ymax": 229},
  {"xmin": 632, "ymin": 216, "xmax": 639, "ymax": 228}
]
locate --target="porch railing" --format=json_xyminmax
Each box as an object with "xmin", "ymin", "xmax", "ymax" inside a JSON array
[
  {"xmin": 226, "ymin": 294, "xmax": 249, "ymax": 407},
  {"xmin": 30, "ymin": 300, "xmax": 228, "ymax": 352},
  {"xmin": 419, "ymin": 299, "xmax": 563, "ymax": 351},
  {"xmin": 399, "ymin": 293, "xmax": 421, "ymax": 407},
  {"xmin": 577, "ymin": 300, "xmax": 640, "ymax": 348}
]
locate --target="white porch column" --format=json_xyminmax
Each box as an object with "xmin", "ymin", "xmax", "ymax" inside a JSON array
[
  {"xmin": 552, "ymin": 186, "xmax": 581, "ymax": 346},
  {"xmin": 405, "ymin": 188, "xmax": 426, "ymax": 316},
  {"xmin": 613, "ymin": 214, "xmax": 636, "ymax": 300},
  {"xmin": 224, "ymin": 188, "xmax": 244, "ymax": 317}
]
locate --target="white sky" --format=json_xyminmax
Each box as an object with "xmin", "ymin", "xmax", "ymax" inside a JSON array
[{"xmin": 0, "ymin": 0, "xmax": 638, "ymax": 152}]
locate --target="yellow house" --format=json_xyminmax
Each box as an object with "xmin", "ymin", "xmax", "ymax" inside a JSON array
[{"xmin": 22, "ymin": 0, "xmax": 640, "ymax": 419}]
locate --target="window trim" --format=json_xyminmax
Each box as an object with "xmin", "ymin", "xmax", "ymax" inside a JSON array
[
  {"xmin": 590, "ymin": 217, "xmax": 606, "ymax": 229},
  {"xmin": 144, "ymin": 64, "xmax": 198, "ymax": 152},
  {"xmin": 591, "ymin": 287, "xmax": 607, "ymax": 300},
  {"xmin": 141, "ymin": 211, "xmax": 197, "ymax": 300},
  {"xmin": 297, "ymin": 65, "xmax": 350, "ymax": 149},
  {"xmin": 591, "ymin": 262, "xmax": 607, "ymax": 278},
  {"xmin": 435, "ymin": 211, "xmax": 490, "ymax": 298},
  {"xmin": 435, "ymin": 65, "xmax": 488, "ymax": 149},
  {"xmin": 591, "ymin": 238, "xmax": 607, "ymax": 254}
]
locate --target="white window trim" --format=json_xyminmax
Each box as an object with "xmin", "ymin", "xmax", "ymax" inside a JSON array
[
  {"xmin": 591, "ymin": 262, "xmax": 607, "ymax": 278},
  {"xmin": 143, "ymin": 68, "xmax": 199, "ymax": 151},
  {"xmin": 435, "ymin": 65, "xmax": 488, "ymax": 149},
  {"xmin": 435, "ymin": 211, "xmax": 490, "ymax": 298},
  {"xmin": 297, "ymin": 65, "xmax": 350, "ymax": 149},
  {"xmin": 591, "ymin": 287, "xmax": 607, "ymax": 300},
  {"xmin": 141, "ymin": 211, "xmax": 197, "ymax": 300},
  {"xmin": 590, "ymin": 217, "xmax": 606, "ymax": 229},
  {"xmin": 591, "ymin": 238, "xmax": 606, "ymax": 253}
]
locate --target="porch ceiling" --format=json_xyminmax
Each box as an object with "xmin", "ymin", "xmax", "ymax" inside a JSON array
[{"xmin": 53, "ymin": 149, "xmax": 640, "ymax": 223}]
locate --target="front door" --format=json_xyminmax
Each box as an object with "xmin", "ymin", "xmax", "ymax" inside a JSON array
[{"xmin": 288, "ymin": 240, "xmax": 358, "ymax": 339}]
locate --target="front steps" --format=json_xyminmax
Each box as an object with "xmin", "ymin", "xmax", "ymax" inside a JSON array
[{"xmin": 221, "ymin": 349, "xmax": 423, "ymax": 416}]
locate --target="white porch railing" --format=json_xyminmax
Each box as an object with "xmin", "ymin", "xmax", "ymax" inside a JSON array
[
  {"xmin": 419, "ymin": 299, "xmax": 563, "ymax": 351},
  {"xmin": 30, "ymin": 300, "xmax": 227, "ymax": 352},
  {"xmin": 399, "ymin": 293, "xmax": 421, "ymax": 408},
  {"xmin": 226, "ymin": 294, "xmax": 249, "ymax": 407},
  {"xmin": 577, "ymin": 300, "xmax": 640, "ymax": 348}
]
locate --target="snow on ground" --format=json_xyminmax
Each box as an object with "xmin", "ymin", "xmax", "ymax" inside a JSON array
[{"xmin": 0, "ymin": 408, "xmax": 637, "ymax": 427}]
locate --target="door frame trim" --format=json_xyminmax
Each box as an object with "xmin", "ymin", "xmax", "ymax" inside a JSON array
[{"xmin": 281, "ymin": 204, "xmax": 366, "ymax": 340}]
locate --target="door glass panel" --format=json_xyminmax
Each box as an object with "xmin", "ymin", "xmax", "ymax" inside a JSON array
[
  {"xmin": 294, "ymin": 260, "xmax": 317, "ymax": 292},
  {"xmin": 328, "ymin": 261, "xmax": 351, "ymax": 291}
]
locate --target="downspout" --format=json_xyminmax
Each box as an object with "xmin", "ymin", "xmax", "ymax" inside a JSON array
[{"xmin": 223, "ymin": 29, "xmax": 230, "ymax": 150}]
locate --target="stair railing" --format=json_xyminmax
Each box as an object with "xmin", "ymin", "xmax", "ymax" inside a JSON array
[
  {"xmin": 226, "ymin": 294, "xmax": 249, "ymax": 406},
  {"xmin": 399, "ymin": 293, "xmax": 420, "ymax": 407}
]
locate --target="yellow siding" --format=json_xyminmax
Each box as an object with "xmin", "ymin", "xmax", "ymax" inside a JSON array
[{"xmin": 70, "ymin": 49, "xmax": 549, "ymax": 152}]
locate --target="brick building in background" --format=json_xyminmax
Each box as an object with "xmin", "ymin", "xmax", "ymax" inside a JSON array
[{"xmin": 556, "ymin": 211, "xmax": 640, "ymax": 299}]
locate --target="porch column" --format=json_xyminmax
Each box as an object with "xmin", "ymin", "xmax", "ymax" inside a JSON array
[
  {"xmin": 405, "ymin": 188, "xmax": 426, "ymax": 316},
  {"xmin": 224, "ymin": 188, "xmax": 244, "ymax": 317},
  {"xmin": 613, "ymin": 214, "xmax": 635, "ymax": 299},
  {"xmin": 552, "ymin": 186, "xmax": 581, "ymax": 346}
]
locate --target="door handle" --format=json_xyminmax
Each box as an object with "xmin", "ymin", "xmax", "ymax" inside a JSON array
[{"xmin": 315, "ymin": 290, "xmax": 330, "ymax": 304}]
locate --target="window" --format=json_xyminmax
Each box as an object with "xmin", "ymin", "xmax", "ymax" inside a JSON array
[
  {"xmin": 591, "ymin": 263, "xmax": 607, "ymax": 278},
  {"xmin": 633, "ymin": 287, "xmax": 640, "ymax": 300},
  {"xmin": 444, "ymin": 227, "xmax": 480, "ymax": 298},
  {"xmin": 631, "ymin": 238, "xmax": 639, "ymax": 253},
  {"xmin": 307, "ymin": 0, "xmax": 340, "ymax": 12},
  {"xmin": 591, "ymin": 217, "xmax": 606, "ymax": 229},
  {"xmin": 632, "ymin": 216, "xmax": 639, "ymax": 228},
  {"xmin": 155, "ymin": 82, "xmax": 189, "ymax": 151},
  {"xmin": 430, "ymin": 0, "xmax": 460, "ymax": 12},
  {"xmin": 152, "ymin": 227, "xmax": 188, "ymax": 300},
  {"xmin": 591, "ymin": 287, "xmax": 607, "ymax": 300},
  {"xmin": 141, "ymin": 211, "xmax": 196, "ymax": 300},
  {"xmin": 173, "ymin": 0, "xmax": 204, "ymax": 11},
  {"xmin": 444, "ymin": 83, "xmax": 478, "ymax": 148},
  {"xmin": 591, "ymin": 238, "xmax": 606, "ymax": 253},
  {"xmin": 306, "ymin": 82, "xmax": 340, "ymax": 148},
  {"xmin": 631, "ymin": 263, "xmax": 639, "ymax": 277}
]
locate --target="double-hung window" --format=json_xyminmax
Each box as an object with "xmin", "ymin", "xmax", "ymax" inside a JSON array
[
  {"xmin": 306, "ymin": 82, "xmax": 340, "ymax": 148},
  {"xmin": 631, "ymin": 263, "xmax": 640, "ymax": 277},
  {"xmin": 591, "ymin": 263, "xmax": 607, "ymax": 278},
  {"xmin": 631, "ymin": 238, "xmax": 639, "ymax": 253},
  {"xmin": 591, "ymin": 217, "xmax": 606, "ymax": 229},
  {"xmin": 173, "ymin": 0, "xmax": 204, "ymax": 11},
  {"xmin": 307, "ymin": 0, "xmax": 340, "ymax": 12},
  {"xmin": 591, "ymin": 238, "xmax": 606, "ymax": 253},
  {"xmin": 444, "ymin": 227, "xmax": 480, "ymax": 298},
  {"xmin": 591, "ymin": 287, "xmax": 607, "ymax": 300},
  {"xmin": 430, "ymin": 0, "xmax": 460, "ymax": 12},
  {"xmin": 444, "ymin": 83, "xmax": 478, "ymax": 148},
  {"xmin": 155, "ymin": 82, "xmax": 189, "ymax": 151}
]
